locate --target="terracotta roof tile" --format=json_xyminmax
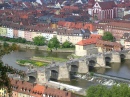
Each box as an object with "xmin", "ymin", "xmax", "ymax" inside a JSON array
[{"xmin": 77, "ymin": 38, "xmax": 98, "ymax": 46}]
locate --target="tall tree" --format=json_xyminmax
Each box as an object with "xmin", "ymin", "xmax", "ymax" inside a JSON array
[
  {"xmin": 48, "ymin": 37, "xmax": 60, "ymax": 50},
  {"xmin": 102, "ymin": 32, "xmax": 114, "ymax": 41},
  {"xmin": 62, "ymin": 41, "xmax": 74, "ymax": 48},
  {"xmin": 33, "ymin": 36, "xmax": 46, "ymax": 46}
]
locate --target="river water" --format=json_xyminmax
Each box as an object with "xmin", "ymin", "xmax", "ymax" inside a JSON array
[{"xmin": 2, "ymin": 49, "xmax": 130, "ymax": 89}]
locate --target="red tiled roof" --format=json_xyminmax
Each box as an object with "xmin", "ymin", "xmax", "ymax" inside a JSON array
[
  {"xmin": 77, "ymin": 38, "xmax": 98, "ymax": 46},
  {"xmin": 90, "ymin": 34, "xmax": 102, "ymax": 39},
  {"xmin": 63, "ymin": 22, "xmax": 72, "ymax": 28},
  {"xmin": 30, "ymin": 84, "xmax": 45, "ymax": 97},
  {"xmin": 75, "ymin": 23, "xmax": 84, "ymax": 29}
]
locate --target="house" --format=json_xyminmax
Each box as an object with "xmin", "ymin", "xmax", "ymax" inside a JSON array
[
  {"xmin": 38, "ymin": 15, "xmax": 53, "ymax": 24},
  {"xmin": 13, "ymin": 29, "xmax": 18, "ymax": 38},
  {"xmin": 75, "ymin": 34, "xmax": 102, "ymax": 56},
  {"xmin": 120, "ymin": 33, "xmax": 130, "ymax": 48},
  {"xmin": 10, "ymin": 79, "xmax": 34, "ymax": 97},
  {"xmin": 18, "ymin": 30, "xmax": 25, "ymax": 38},
  {"xmin": 88, "ymin": 1, "xmax": 117, "ymax": 20},
  {"xmin": 0, "ymin": 86, "xmax": 8, "ymax": 97},
  {"xmin": 57, "ymin": 21, "xmax": 95, "ymax": 32},
  {"xmin": 30, "ymin": 84, "xmax": 45, "ymax": 97},
  {"xmin": 43, "ymin": 86, "xmax": 76, "ymax": 97},
  {"xmin": 7, "ymin": 28, "xmax": 14, "ymax": 38},
  {"xmin": 124, "ymin": 38, "xmax": 130, "ymax": 49},
  {"xmin": 94, "ymin": 24, "xmax": 105, "ymax": 36},
  {"xmin": 96, "ymin": 40, "xmax": 122, "ymax": 51},
  {"xmin": 117, "ymin": 2, "xmax": 130, "ymax": 18},
  {"xmin": 56, "ymin": 29, "xmax": 91, "ymax": 44},
  {"xmin": 10, "ymin": 78, "xmax": 76, "ymax": 97},
  {"xmin": 0, "ymin": 26, "xmax": 7, "ymax": 36},
  {"xmin": 42, "ymin": 28, "xmax": 56, "ymax": 41},
  {"xmin": 24, "ymin": 30, "xmax": 33, "ymax": 41},
  {"xmin": 105, "ymin": 21, "xmax": 130, "ymax": 41},
  {"xmin": 75, "ymin": 38, "xmax": 98, "ymax": 56}
]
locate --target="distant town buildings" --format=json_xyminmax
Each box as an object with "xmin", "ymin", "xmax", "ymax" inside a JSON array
[
  {"xmin": 9, "ymin": 78, "xmax": 76, "ymax": 97},
  {"xmin": 88, "ymin": 1, "xmax": 117, "ymax": 20}
]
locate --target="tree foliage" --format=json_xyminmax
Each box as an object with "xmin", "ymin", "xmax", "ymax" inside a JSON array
[
  {"xmin": 0, "ymin": 42, "xmax": 25, "ymax": 96},
  {"xmin": 102, "ymin": 32, "xmax": 114, "ymax": 41},
  {"xmin": 62, "ymin": 41, "xmax": 75, "ymax": 48},
  {"xmin": 48, "ymin": 37, "xmax": 60, "ymax": 50},
  {"xmin": 33, "ymin": 36, "xmax": 46, "ymax": 46},
  {"xmin": 0, "ymin": 36, "xmax": 27, "ymax": 43},
  {"xmin": 86, "ymin": 84, "xmax": 130, "ymax": 97}
]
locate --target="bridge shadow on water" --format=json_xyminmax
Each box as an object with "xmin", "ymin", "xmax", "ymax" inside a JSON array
[
  {"xmin": 89, "ymin": 66, "xmax": 95, "ymax": 72},
  {"xmin": 70, "ymin": 72, "xmax": 78, "ymax": 79}
]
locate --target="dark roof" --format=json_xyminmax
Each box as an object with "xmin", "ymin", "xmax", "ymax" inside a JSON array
[{"xmin": 98, "ymin": 1, "xmax": 117, "ymax": 10}]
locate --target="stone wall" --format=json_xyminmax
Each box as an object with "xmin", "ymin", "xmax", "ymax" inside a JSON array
[{"xmin": 0, "ymin": 41, "xmax": 74, "ymax": 53}]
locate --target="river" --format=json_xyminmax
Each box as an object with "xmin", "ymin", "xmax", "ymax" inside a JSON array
[{"xmin": 2, "ymin": 49, "xmax": 130, "ymax": 89}]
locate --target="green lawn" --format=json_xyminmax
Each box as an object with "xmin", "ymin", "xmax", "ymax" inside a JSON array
[
  {"xmin": 33, "ymin": 56, "xmax": 67, "ymax": 62},
  {"xmin": 16, "ymin": 59, "xmax": 48, "ymax": 67}
]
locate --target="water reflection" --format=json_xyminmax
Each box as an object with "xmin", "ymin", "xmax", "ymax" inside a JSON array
[
  {"xmin": 95, "ymin": 67, "xmax": 106, "ymax": 74},
  {"xmin": 2, "ymin": 49, "xmax": 72, "ymax": 71},
  {"xmin": 110, "ymin": 63, "xmax": 121, "ymax": 71},
  {"xmin": 2, "ymin": 49, "xmax": 130, "ymax": 89},
  {"xmin": 105, "ymin": 60, "xmax": 130, "ymax": 79}
]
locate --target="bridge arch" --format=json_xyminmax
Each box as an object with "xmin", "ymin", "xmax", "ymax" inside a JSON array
[
  {"xmin": 89, "ymin": 60, "xmax": 96, "ymax": 66},
  {"xmin": 105, "ymin": 56, "xmax": 111, "ymax": 63},
  {"xmin": 50, "ymin": 70, "xmax": 58, "ymax": 81},
  {"xmin": 28, "ymin": 76, "xmax": 36, "ymax": 83},
  {"xmin": 70, "ymin": 65, "xmax": 78, "ymax": 73},
  {"xmin": 120, "ymin": 54, "xmax": 126, "ymax": 59}
]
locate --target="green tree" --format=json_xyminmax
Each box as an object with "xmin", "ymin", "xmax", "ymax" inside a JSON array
[
  {"xmin": 48, "ymin": 37, "xmax": 60, "ymax": 50},
  {"xmin": 0, "ymin": 43, "xmax": 25, "ymax": 96},
  {"xmin": 17, "ymin": 37, "xmax": 26, "ymax": 43},
  {"xmin": 102, "ymin": 32, "xmax": 114, "ymax": 41},
  {"xmin": 86, "ymin": 84, "xmax": 130, "ymax": 97},
  {"xmin": 33, "ymin": 36, "xmax": 46, "ymax": 46},
  {"xmin": 62, "ymin": 41, "xmax": 74, "ymax": 48}
]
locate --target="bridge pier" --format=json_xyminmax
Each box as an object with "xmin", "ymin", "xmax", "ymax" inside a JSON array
[
  {"xmin": 37, "ymin": 70, "xmax": 48, "ymax": 84},
  {"xmin": 111, "ymin": 52, "xmax": 121, "ymax": 63},
  {"xmin": 23, "ymin": 76, "xmax": 29, "ymax": 81},
  {"xmin": 124, "ymin": 51, "xmax": 130, "ymax": 59},
  {"xmin": 78, "ymin": 60, "xmax": 89, "ymax": 73},
  {"xmin": 58, "ymin": 64, "xmax": 70, "ymax": 81},
  {"xmin": 95, "ymin": 55, "xmax": 106, "ymax": 67}
]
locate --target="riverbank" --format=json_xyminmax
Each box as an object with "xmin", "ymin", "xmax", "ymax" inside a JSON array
[{"xmin": 0, "ymin": 41, "xmax": 75, "ymax": 53}]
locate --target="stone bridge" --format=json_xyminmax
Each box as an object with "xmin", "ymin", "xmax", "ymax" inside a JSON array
[
  {"xmin": 25, "ymin": 50, "xmax": 130, "ymax": 83},
  {"xmin": 24, "ymin": 70, "xmax": 37, "ymax": 82}
]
